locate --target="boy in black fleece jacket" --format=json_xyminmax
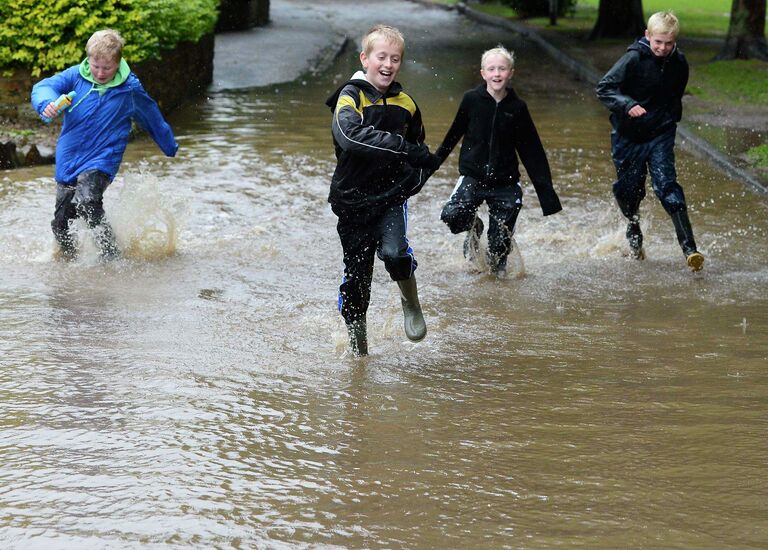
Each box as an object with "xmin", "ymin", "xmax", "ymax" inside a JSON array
[
  {"xmin": 326, "ymin": 24, "xmax": 440, "ymax": 357},
  {"xmin": 435, "ymin": 45, "xmax": 562, "ymax": 278},
  {"xmin": 596, "ymin": 11, "xmax": 704, "ymax": 271}
]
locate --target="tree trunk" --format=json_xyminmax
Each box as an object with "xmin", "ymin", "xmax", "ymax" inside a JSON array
[
  {"xmin": 716, "ymin": 0, "xmax": 768, "ymax": 60},
  {"xmin": 589, "ymin": 0, "xmax": 645, "ymax": 40}
]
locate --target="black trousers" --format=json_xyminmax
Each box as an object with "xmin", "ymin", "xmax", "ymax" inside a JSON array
[
  {"xmin": 336, "ymin": 201, "xmax": 417, "ymax": 324},
  {"xmin": 51, "ymin": 169, "xmax": 118, "ymax": 258},
  {"xmin": 440, "ymin": 174, "xmax": 522, "ymax": 262}
]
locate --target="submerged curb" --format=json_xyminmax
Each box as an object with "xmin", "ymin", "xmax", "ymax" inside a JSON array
[{"xmin": 411, "ymin": 0, "xmax": 768, "ymax": 195}]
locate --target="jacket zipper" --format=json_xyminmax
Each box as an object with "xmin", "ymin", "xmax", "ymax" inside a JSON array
[{"xmin": 487, "ymin": 101, "xmax": 499, "ymax": 178}]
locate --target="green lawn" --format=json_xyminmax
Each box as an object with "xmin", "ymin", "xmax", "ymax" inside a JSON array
[
  {"xmin": 576, "ymin": 0, "xmax": 732, "ymax": 38},
  {"xmin": 689, "ymin": 59, "xmax": 768, "ymax": 104},
  {"xmin": 471, "ymin": 0, "xmax": 738, "ymax": 38}
]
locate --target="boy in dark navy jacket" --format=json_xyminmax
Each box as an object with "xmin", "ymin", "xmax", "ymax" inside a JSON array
[
  {"xmin": 327, "ymin": 24, "xmax": 440, "ymax": 356},
  {"xmin": 31, "ymin": 29, "xmax": 178, "ymax": 260},
  {"xmin": 597, "ymin": 11, "xmax": 704, "ymax": 271},
  {"xmin": 435, "ymin": 45, "xmax": 562, "ymax": 278}
]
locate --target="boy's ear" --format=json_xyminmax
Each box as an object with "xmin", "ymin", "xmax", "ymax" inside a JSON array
[
  {"xmin": 644, "ymin": 29, "xmax": 650, "ymax": 39},
  {"xmin": 359, "ymin": 51, "xmax": 368, "ymax": 69}
]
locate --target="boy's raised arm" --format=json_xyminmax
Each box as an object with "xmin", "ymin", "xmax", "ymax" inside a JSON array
[
  {"xmin": 31, "ymin": 68, "xmax": 77, "ymax": 117},
  {"xmin": 596, "ymin": 53, "xmax": 640, "ymax": 115},
  {"xmin": 132, "ymin": 81, "xmax": 178, "ymax": 157},
  {"xmin": 435, "ymin": 98, "xmax": 469, "ymax": 162}
]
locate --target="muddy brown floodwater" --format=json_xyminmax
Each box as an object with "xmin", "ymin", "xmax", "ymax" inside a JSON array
[{"xmin": 1, "ymin": 1, "xmax": 767, "ymax": 547}]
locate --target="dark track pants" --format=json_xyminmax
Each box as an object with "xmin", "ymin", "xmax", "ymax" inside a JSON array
[
  {"xmin": 611, "ymin": 127, "xmax": 688, "ymax": 219},
  {"xmin": 440, "ymin": 174, "xmax": 522, "ymax": 262},
  {"xmin": 336, "ymin": 201, "xmax": 416, "ymax": 324},
  {"xmin": 52, "ymin": 169, "xmax": 118, "ymax": 258}
]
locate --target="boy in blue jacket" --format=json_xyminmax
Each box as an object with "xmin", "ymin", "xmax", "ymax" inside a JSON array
[
  {"xmin": 596, "ymin": 12, "xmax": 704, "ymax": 271},
  {"xmin": 326, "ymin": 24, "xmax": 440, "ymax": 356},
  {"xmin": 31, "ymin": 29, "xmax": 178, "ymax": 260}
]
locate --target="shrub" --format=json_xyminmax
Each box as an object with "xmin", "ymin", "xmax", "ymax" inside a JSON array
[
  {"xmin": 499, "ymin": 0, "xmax": 576, "ymax": 18},
  {"xmin": 0, "ymin": 0, "xmax": 219, "ymax": 76},
  {"xmin": 746, "ymin": 144, "xmax": 768, "ymax": 168}
]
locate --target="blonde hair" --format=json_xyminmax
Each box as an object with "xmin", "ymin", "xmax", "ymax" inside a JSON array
[
  {"xmin": 361, "ymin": 24, "xmax": 405, "ymax": 56},
  {"xmin": 481, "ymin": 45, "xmax": 515, "ymax": 70},
  {"xmin": 86, "ymin": 29, "xmax": 124, "ymax": 61},
  {"xmin": 647, "ymin": 11, "xmax": 679, "ymax": 36}
]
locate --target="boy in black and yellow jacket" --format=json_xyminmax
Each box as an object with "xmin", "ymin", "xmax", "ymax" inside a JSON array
[{"xmin": 326, "ymin": 24, "xmax": 440, "ymax": 357}]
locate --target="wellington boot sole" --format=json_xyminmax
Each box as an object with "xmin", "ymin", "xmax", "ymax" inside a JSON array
[{"xmin": 686, "ymin": 252, "xmax": 705, "ymax": 272}]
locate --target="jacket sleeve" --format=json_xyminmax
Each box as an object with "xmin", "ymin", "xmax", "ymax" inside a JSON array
[
  {"xmin": 30, "ymin": 67, "xmax": 78, "ymax": 117},
  {"xmin": 131, "ymin": 78, "xmax": 178, "ymax": 157},
  {"xmin": 596, "ymin": 51, "xmax": 639, "ymax": 115},
  {"xmin": 405, "ymin": 100, "xmax": 426, "ymax": 145},
  {"xmin": 435, "ymin": 95, "xmax": 469, "ymax": 161},
  {"xmin": 514, "ymin": 103, "xmax": 562, "ymax": 216},
  {"xmin": 331, "ymin": 86, "xmax": 408, "ymax": 159}
]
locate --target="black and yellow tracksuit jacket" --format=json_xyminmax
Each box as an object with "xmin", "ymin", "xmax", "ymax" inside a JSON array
[{"xmin": 326, "ymin": 71, "xmax": 429, "ymax": 216}]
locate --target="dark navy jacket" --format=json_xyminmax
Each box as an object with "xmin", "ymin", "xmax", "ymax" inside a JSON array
[
  {"xmin": 596, "ymin": 37, "xmax": 689, "ymax": 143},
  {"xmin": 435, "ymin": 85, "xmax": 561, "ymax": 216}
]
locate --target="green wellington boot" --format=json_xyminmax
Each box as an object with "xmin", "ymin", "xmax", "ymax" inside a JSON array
[{"xmin": 397, "ymin": 275, "xmax": 427, "ymax": 342}]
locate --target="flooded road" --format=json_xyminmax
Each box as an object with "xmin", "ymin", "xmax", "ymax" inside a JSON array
[{"xmin": 2, "ymin": 1, "xmax": 767, "ymax": 547}]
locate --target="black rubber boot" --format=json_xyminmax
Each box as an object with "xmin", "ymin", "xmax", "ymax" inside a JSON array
[
  {"xmin": 52, "ymin": 228, "xmax": 78, "ymax": 261},
  {"xmin": 487, "ymin": 251, "xmax": 509, "ymax": 279},
  {"xmin": 670, "ymin": 210, "xmax": 704, "ymax": 271},
  {"xmin": 346, "ymin": 316, "xmax": 368, "ymax": 357},
  {"xmin": 462, "ymin": 215, "xmax": 484, "ymax": 265},
  {"xmin": 95, "ymin": 223, "xmax": 120, "ymax": 260},
  {"xmin": 626, "ymin": 216, "xmax": 645, "ymax": 260},
  {"xmin": 397, "ymin": 275, "xmax": 427, "ymax": 342}
]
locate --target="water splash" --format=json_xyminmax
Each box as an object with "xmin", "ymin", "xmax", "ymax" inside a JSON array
[{"xmin": 108, "ymin": 170, "xmax": 186, "ymax": 261}]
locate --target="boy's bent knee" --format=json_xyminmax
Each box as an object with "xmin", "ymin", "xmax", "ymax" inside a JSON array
[
  {"xmin": 382, "ymin": 253, "xmax": 415, "ymax": 281},
  {"xmin": 440, "ymin": 203, "xmax": 476, "ymax": 234}
]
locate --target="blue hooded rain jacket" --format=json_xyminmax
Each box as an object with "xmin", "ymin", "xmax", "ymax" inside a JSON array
[{"xmin": 31, "ymin": 59, "xmax": 178, "ymax": 185}]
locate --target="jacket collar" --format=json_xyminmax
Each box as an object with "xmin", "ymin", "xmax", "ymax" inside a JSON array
[{"xmin": 79, "ymin": 58, "xmax": 130, "ymax": 93}]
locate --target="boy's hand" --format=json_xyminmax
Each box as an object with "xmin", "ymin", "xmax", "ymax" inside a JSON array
[
  {"xmin": 628, "ymin": 105, "xmax": 647, "ymax": 118},
  {"xmin": 405, "ymin": 142, "xmax": 442, "ymax": 170},
  {"xmin": 42, "ymin": 102, "xmax": 59, "ymax": 119}
]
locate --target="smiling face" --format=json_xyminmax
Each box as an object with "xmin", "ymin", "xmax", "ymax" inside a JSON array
[
  {"xmin": 88, "ymin": 55, "xmax": 119, "ymax": 84},
  {"xmin": 645, "ymin": 30, "xmax": 677, "ymax": 58},
  {"xmin": 480, "ymin": 53, "xmax": 513, "ymax": 97},
  {"xmin": 360, "ymin": 39, "xmax": 403, "ymax": 93}
]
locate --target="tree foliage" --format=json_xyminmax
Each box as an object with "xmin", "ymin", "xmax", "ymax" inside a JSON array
[{"xmin": 0, "ymin": 0, "xmax": 219, "ymax": 76}]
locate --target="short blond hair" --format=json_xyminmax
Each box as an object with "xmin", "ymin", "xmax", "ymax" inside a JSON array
[
  {"xmin": 481, "ymin": 45, "xmax": 515, "ymax": 70},
  {"xmin": 86, "ymin": 29, "xmax": 124, "ymax": 61},
  {"xmin": 647, "ymin": 11, "xmax": 679, "ymax": 36},
  {"xmin": 361, "ymin": 24, "xmax": 405, "ymax": 56}
]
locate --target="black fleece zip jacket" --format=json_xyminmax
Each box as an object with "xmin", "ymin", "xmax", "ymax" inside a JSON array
[
  {"xmin": 596, "ymin": 37, "xmax": 688, "ymax": 143},
  {"xmin": 435, "ymin": 84, "xmax": 562, "ymax": 216},
  {"xmin": 326, "ymin": 72, "xmax": 428, "ymax": 215}
]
